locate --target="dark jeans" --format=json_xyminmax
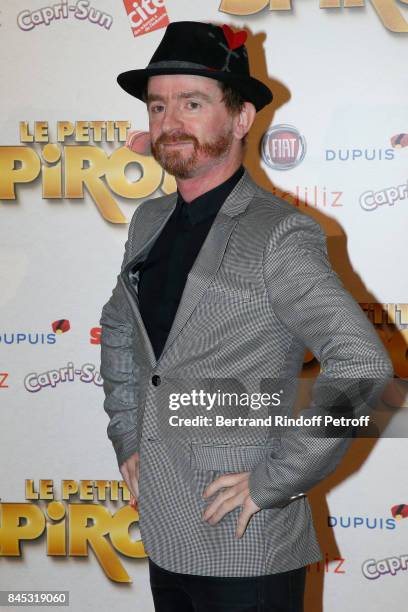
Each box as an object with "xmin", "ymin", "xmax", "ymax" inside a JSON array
[{"xmin": 148, "ymin": 557, "xmax": 306, "ymax": 612}]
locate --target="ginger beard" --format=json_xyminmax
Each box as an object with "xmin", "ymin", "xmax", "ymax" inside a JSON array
[{"xmin": 151, "ymin": 126, "xmax": 234, "ymax": 179}]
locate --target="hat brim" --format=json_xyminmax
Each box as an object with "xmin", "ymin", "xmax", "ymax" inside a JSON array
[{"xmin": 117, "ymin": 67, "xmax": 273, "ymax": 113}]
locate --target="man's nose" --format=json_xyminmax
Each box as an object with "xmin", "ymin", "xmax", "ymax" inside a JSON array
[{"xmin": 161, "ymin": 103, "xmax": 184, "ymax": 131}]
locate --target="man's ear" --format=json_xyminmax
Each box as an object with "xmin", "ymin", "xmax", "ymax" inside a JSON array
[{"xmin": 233, "ymin": 102, "xmax": 256, "ymax": 141}]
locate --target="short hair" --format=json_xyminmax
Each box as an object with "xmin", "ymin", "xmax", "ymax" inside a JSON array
[
  {"xmin": 217, "ymin": 82, "xmax": 248, "ymax": 147},
  {"xmin": 216, "ymin": 81, "xmax": 247, "ymax": 116}
]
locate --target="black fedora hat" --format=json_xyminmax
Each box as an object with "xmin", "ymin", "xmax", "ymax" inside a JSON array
[{"xmin": 117, "ymin": 21, "xmax": 273, "ymax": 112}]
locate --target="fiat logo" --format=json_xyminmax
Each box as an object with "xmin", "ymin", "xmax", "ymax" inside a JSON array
[{"xmin": 261, "ymin": 124, "xmax": 306, "ymax": 170}]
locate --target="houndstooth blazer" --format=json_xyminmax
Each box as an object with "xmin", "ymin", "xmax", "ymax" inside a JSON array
[{"xmin": 99, "ymin": 169, "xmax": 393, "ymax": 576}]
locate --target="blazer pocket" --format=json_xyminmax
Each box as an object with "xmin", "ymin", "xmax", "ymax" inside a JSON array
[
  {"xmin": 190, "ymin": 442, "xmax": 279, "ymax": 472},
  {"xmin": 201, "ymin": 288, "xmax": 252, "ymax": 303},
  {"xmin": 100, "ymin": 323, "xmax": 134, "ymax": 348}
]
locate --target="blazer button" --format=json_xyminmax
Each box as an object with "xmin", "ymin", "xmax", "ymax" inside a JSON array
[{"xmin": 151, "ymin": 374, "xmax": 161, "ymax": 386}]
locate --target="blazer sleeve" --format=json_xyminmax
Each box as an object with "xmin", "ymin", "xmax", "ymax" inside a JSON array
[
  {"xmin": 248, "ymin": 212, "xmax": 394, "ymax": 510},
  {"xmin": 99, "ymin": 204, "xmax": 144, "ymax": 470}
]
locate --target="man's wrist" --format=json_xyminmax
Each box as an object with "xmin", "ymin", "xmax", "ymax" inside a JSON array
[
  {"xmin": 111, "ymin": 428, "xmax": 139, "ymax": 469},
  {"xmin": 248, "ymin": 464, "xmax": 305, "ymax": 509}
]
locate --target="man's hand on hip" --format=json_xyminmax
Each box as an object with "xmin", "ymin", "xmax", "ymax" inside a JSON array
[
  {"xmin": 119, "ymin": 451, "xmax": 140, "ymax": 508},
  {"xmin": 202, "ymin": 472, "xmax": 261, "ymax": 538}
]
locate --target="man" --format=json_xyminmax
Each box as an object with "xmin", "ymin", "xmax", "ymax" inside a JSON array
[{"xmin": 100, "ymin": 21, "xmax": 393, "ymax": 611}]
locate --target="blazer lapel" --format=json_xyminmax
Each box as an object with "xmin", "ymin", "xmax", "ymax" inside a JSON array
[
  {"xmin": 120, "ymin": 192, "xmax": 178, "ymax": 367},
  {"xmin": 158, "ymin": 170, "xmax": 259, "ymax": 363},
  {"xmin": 124, "ymin": 192, "xmax": 178, "ymax": 269},
  {"xmin": 121, "ymin": 170, "xmax": 260, "ymax": 368}
]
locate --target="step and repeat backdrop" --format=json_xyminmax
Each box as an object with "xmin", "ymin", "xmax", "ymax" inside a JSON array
[{"xmin": 0, "ymin": 1, "xmax": 407, "ymax": 611}]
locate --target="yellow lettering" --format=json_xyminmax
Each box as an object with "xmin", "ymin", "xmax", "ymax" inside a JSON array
[
  {"xmin": 320, "ymin": 1, "xmax": 365, "ymax": 7},
  {"xmin": 111, "ymin": 480, "xmax": 119, "ymax": 501},
  {"xmin": 64, "ymin": 146, "xmax": 127, "ymax": 223},
  {"xmin": 0, "ymin": 501, "xmax": 149, "ymax": 582},
  {"xmin": 219, "ymin": 0, "xmax": 269, "ymax": 15},
  {"xmin": 118, "ymin": 481, "xmax": 131, "ymax": 501},
  {"xmin": 0, "ymin": 141, "xmax": 176, "ymax": 222},
  {"xmin": 106, "ymin": 147, "xmax": 163, "ymax": 199},
  {"xmin": 115, "ymin": 121, "xmax": 131, "ymax": 141},
  {"xmin": 42, "ymin": 144, "xmax": 62, "ymax": 198},
  {"xmin": 220, "ymin": 0, "xmax": 408, "ymax": 33},
  {"xmin": 35, "ymin": 122, "xmax": 48, "ymax": 142},
  {"xmin": 57, "ymin": 121, "xmax": 74, "ymax": 142},
  {"xmin": 397, "ymin": 303, "xmax": 408, "ymax": 326},
  {"xmin": 106, "ymin": 121, "xmax": 115, "ymax": 142},
  {"xmin": 110, "ymin": 505, "xmax": 146, "ymax": 558},
  {"xmin": 0, "ymin": 503, "xmax": 45, "ymax": 555},
  {"xmin": 19, "ymin": 121, "xmax": 34, "ymax": 142},
  {"xmin": 0, "ymin": 147, "xmax": 41, "ymax": 199},
  {"xmin": 46, "ymin": 501, "xmax": 66, "ymax": 556},
  {"xmin": 62, "ymin": 480, "xmax": 78, "ymax": 500},
  {"xmin": 89, "ymin": 121, "xmax": 104, "ymax": 142},
  {"xmin": 271, "ymin": 0, "xmax": 291, "ymax": 8},
  {"xmin": 69, "ymin": 504, "xmax": 131, "ymax": 583},
  {"xmin": 371, "ymin": 0, "xmax": 408, "ymax": 32},
  {"xmin": 79, "ymin": 480, "xmax": 94, "ymax": 501},
  {"xmin": 76, "ymin": 121, "xmax": 89, "ymax": 142},
  {"xmin": 39, "ymin": 480, "xmax": 54, "ymax": 500},
  {"xmin": 25, "ymin": 480, "xmax": 39, "ymax": 500},
  {"xmin": 94, "ymin": 481, "xmax": 110, "ymax": 500},
  {"xmin": 161, "ymin": 171, "xmax": 177, "ymax": 195}
]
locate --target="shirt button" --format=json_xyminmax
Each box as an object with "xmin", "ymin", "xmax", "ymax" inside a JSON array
[{"xmin": 151, "ymin": 374, "xmax": 161, "ymax": 386}]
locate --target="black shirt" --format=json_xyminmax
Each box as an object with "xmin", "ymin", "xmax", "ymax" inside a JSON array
[{"xmin": 138, "ymin": 165, "xmax": 245, "ymax": 360}]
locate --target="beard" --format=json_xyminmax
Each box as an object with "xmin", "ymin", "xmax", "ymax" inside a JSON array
[{"xmin": 151, "ymin": 127, "xmax": 234, "ymax": 179}]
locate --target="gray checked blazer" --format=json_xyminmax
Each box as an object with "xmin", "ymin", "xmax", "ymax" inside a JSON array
[{"xmin": 99, "ymin": 169, "xmax": 393, "ymax": 576}]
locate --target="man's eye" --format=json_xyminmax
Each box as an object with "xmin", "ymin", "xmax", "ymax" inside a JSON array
[
  {"xmin": 150, "ymin": 105, "xmax": 164, "ymax": 113},
  {"xmin": 187, "ymin": 101, "xmax": 201, "ymax": 110}
]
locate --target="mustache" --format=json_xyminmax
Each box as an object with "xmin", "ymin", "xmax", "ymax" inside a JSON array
[{"xmin": 154, "ymin": 132, "xmax": 199, "ymax": 146}]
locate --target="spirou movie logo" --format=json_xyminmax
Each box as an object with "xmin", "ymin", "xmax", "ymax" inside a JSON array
[
  {"xmin": 0, "ymin": 122, "xmax": 176, "ymax": 224},
  {"xmin": 0, "ymin": 480, "xmax": 144, "ymax": 583},
  {"xmin": 220, "ymin": 0, "xmax": 408, "ymax": 33}
]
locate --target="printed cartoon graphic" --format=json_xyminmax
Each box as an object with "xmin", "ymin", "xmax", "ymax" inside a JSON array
[
  {"xmin": 51, "ymin": 319, "xmax": 70, "ymax": 334},
  {"xmin": 125, "ymin": 130, "xmax": 151, "ymax": 155},
  {"xmin": 391, "ymin": 504, "xmax": 408, "ymax": 520},
  {"xmin": 390, "ymin": 134, "xmax": 408, "ymax": 148}
]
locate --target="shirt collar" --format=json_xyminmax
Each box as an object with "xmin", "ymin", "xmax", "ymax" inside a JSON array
[{"xmin": 176, "ymin": 165, "xmax": 245, "ymax": 226}]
